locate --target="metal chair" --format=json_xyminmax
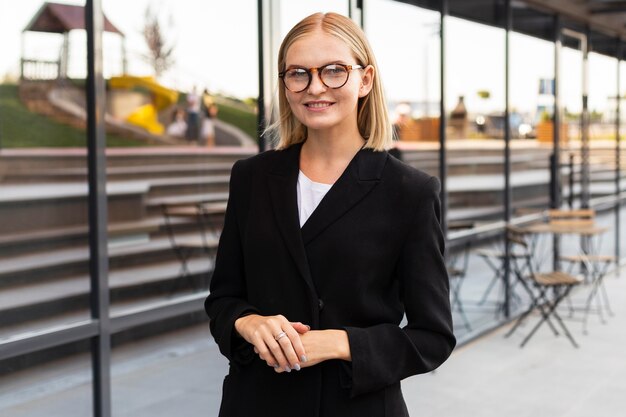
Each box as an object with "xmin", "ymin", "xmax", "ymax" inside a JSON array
[
  {"xmin": 550, "ymin": 208, "xmax": 614, "ymax": 333},
  {"xmin": 447, "ymin": 241, "xmax": 472, "ymax": 331},
  {"xmin": 474, "ymin": 238, "xmax": 530, "ymax": 314},
  {"xmin": 504, "ymin": 225, "xmax": 582, "ymax": 348},
  {"xmin": 162, "ymin": 203, "xmax": 221, "ymax": 294}
]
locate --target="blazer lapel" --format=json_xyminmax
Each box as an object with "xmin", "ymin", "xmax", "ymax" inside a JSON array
[
  {"xmin": 266, "ymin": 143, "xmax": 318, "ymax": 296},
  {"xmin": 301, "ymin": 147, "xmax": 388, "ymax": 246}
]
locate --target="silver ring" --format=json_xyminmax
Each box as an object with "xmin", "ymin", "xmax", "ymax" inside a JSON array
[{"xmin": 274, "ymin": 331, "xmax": 287, "ymax": 341}]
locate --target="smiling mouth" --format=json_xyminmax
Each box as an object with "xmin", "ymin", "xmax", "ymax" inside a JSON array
[{"xmin": 305, "ymin": 102, "xmax": 334, "ymax": 108}]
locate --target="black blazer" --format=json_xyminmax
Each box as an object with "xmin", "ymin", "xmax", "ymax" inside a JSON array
[{"xmin": 205, "ymin": 142, "xmax": 455, "ymax": 417}]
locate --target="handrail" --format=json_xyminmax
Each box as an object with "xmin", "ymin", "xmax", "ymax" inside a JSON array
[{"xmin": 445, "ymin": 192, "xmax": 626, "ymax": 252}]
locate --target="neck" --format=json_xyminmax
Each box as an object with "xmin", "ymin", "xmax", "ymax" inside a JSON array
[
  {"xmin": 299, "ymin": 126, "xmax": 366, "ymax": 184},
  {"xmin": 303, "ymin": 127, "xmax": 365, "ymax": 162}
]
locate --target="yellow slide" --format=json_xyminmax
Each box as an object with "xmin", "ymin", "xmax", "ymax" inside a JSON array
[{"xmin": 108, "ymin": 76, "xmax": 179, "ymax": 135}]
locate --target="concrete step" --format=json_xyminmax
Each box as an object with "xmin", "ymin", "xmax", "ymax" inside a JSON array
[
  {"xmin": 0, "ymin": 216, "xmax": 180, "ymax": 259},
  {"xmin": 0, "ymin": 181, "xmax": 148, "ymax": 235},
  {"xmin": 2, "ymin": 162, "xmax": 234, "ymax": 184},
  {"xmin": 0, "ymin": 148, "xmax": 253, "ymax": 175},
  {"xmin": 0, "ymin": 217, "xmax": 217, "ymax": 262},
  {"xmin": 0, "ymin": 233, "xmax": 218, "ymax": 287},
  {"xmin": 147, "ymin": 192, "xmax": 229, "ymax": 216},
  {"xmin": 145, "ymin": 176, "xmax": 230, "ymax": 198},
  {"xmin": 0, "ymin": 257, "xmax": 212, "ymax": 334}
]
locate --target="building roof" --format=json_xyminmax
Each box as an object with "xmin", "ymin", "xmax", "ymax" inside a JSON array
[
  {"xmin": 393, "ymin": 0, "xmax": 625, "ymax": 60},
  {"xmin": 23, "ymin": 2, "xmax": 123, "ymax": 36}
]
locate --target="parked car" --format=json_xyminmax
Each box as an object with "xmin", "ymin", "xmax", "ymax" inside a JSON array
[{"xmin": 475, "ymin": 112, "xmax": 536, "ymax": 139}]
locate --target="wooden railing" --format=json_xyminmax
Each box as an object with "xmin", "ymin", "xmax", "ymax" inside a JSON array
[{"xmin": 20, "ymin": 59, "xmax": 59, "ymax": 81}]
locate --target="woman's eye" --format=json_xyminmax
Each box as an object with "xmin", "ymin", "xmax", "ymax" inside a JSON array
[
  {"xmin": 323, "ymin": 66, "xmax": 346, "ymax": 76},
  {"xmin": 286, "ymin": 69, "xmax": 308, "ymax": 79}
]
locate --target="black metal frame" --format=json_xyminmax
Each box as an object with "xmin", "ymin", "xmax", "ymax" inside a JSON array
[
  {"xmin": 257, "ymin": 0, "xmax": 266, "ymax": 152},
  {"xmin": 616, "ymin": 41, "xmax": 622, "ymax": 268},
  {"xmin": 0, "ymin": 1, "xmax": 625, "ymax": 415},
  {"xmin": 439, "ymin": 0, "xmax": 448, "ymax": 236},
  {"xmin": 85, "ymin": 1, "xmax": 111, "ymax": 415},
  {"xmin": 503, "ymin": 0, "xmax": 512, "ymax": 318}
]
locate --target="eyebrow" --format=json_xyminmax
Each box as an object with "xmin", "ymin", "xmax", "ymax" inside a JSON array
[{"xmin": 284, "ymin": 60, "xmax": 349, "ymax": 70}]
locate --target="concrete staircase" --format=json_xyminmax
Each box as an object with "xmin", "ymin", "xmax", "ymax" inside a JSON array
[
  {"xmin": 0, "ymin": 148, "xmax": 255, "ymax": 357},
  {"xmin": 1, "ymin": 141, "xmax": 624, "ymax": 374}
]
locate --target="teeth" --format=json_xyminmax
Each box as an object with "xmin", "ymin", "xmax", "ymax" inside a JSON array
[{"xmin": 307, "ymin": 102, "xmax": 331, "ymax": 108}]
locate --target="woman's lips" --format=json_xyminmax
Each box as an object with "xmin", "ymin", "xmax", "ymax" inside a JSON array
[{"xmin": 304, "ymin": 101, "xmax": 334, "ymax": 111}]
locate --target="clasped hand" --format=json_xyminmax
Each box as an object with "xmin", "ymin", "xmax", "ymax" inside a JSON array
[{"xmin": 234, "ymin": 314, "xmax": 350, "ymax": 373}]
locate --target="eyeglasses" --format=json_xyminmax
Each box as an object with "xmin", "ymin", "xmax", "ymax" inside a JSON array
[{"xmin": 279, "ymin": 63, "xmax": 363, "ymax": 93}]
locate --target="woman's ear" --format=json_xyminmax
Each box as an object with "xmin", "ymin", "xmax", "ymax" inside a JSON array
[{"xmin": 358, "ymin": 65, "xmax": 375, "ymax": 98}]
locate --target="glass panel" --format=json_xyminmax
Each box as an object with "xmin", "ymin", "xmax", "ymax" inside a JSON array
[
  {"xmin": 99, "ymin": 0, "xmax": 255, "ymax": 413},
  {"xmin": 0, "ymin": 1, "xmax": 91, "ymax": 345},
  {"xmin": 588, "ymin": 52, "xmax": 618, "ymax": 200},
  {"xmin": 0, "ymin": 345, "xmax": 92, "ymax": 416},
  {"xmin": 510, "ymin": 32, "xmax": 554, "ymax": 216},
  {"xmin": 110, "ymin": 322, "xmax": 222, "ymax": 416},
  {"xmin": 100, "ymin": 0, "xmax": 257, "ymax": 317},
  {"xmin": 368, "ymin": 0, "xmax": 441, "ymax": 153},
  {"xmin": 444, "ymin": 16, "xmax": 506, "ymax": 339},
  {"xmin": 445, "ymin": 17, "xmax": 505, "ymax": 223},
  {"xmin": 561, "ymin": 46, "xmax": 584, "ymax": 207}
]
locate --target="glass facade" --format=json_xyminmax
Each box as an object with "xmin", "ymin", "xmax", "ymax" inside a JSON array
[
  {"xmin": 0, "ymin": 1, "xmax": 624, "ymax": 416},
  {"xmin": 510, "ymin": 32, "xmax": 553, "ymax": 216},
  {"xmin": 0, "ymin": 345, "xmax": 92, "ymax": 417},
  {"xmin": 0, "ymin": 0, "xmax": 92, "ymax": 355},
  {"xmin": 588, "ymin": 52, "xmax": 618, "ymax": 200}
]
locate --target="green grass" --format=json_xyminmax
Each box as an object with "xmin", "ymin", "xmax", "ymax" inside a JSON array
[
  {"xmin": 216, "ymin": 102, "xmax": 257, "ymax": 140},
  {"xmin": 179, "ymin": 92, "xmax": 258, "ymax": 141},
  {"xmin": 0, "ymin": 84, "xmax": 148, "ymax": 148}
]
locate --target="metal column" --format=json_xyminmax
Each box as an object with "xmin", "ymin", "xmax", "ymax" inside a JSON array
[
  {"xmin": 552, "ymin": 16, "xmax": 562, "ymax": 271},
  {"xmin": 503, "ymin": 0, "xmax": 512, "ymax": 318},
  {"xmin": 439, "ymin": 0, "xmax": 448, "ymax": 236},
  {"xmin": 616, "ymin": 40, "xmax": 622, "ymax": 267},
  {"xmin": 562, "ymin": 27, "xmax": 590, "ymax": 208},
  {"xmin": 552, "ymin": 16, "xmax": 562, "ymax": 210},
  {"xmin": 357, "ymin": 0, "xmax": 365, "ymax": 30},
  {"xmin": 581, "ymin": 27, "xmax": 590, "ymax": 209},
  {"xmin": 85, "ymin": 1, "xmax": 111, "ymax": 416},
  {"xmin": 257, "ymin": 0, "xmax": 266, "ymax": 152},
  {"xmin": 60, "ymin": 32, "xmax": 69, "ymax": 79}
]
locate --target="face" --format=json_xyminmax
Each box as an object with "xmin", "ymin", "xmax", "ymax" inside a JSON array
[{"xmin": 283, "ymin": 29, "xmax": 374, "ymax": 137}]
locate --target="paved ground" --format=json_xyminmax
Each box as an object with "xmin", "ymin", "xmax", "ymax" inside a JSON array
[
  {"xmin": 1, "ymin": 266, "xmax": 624, "ymax": 417},
  {"xmin": 402, "ymin": 267, "xmax": 626, "ymax": 417}
]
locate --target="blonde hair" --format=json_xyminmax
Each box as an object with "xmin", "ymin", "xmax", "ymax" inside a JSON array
[{"xmin": 267, "ymin": 12, "xmax": 393, "ymax": 151}]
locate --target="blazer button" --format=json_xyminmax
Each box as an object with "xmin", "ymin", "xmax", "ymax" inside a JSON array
[{"xmin": 318, "ymin": 299, "xmax": 324, "ymax": 311}]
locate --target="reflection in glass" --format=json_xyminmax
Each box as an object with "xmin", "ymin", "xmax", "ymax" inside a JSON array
[
  {"xmin": 444, "ymin": 19, "xmax": 542, "ymax": 341},
  {"xmin": 368, "ymin": 0, "xmax": 441, "ymax": 149},
  {"xmin": 588, "ymin": 52, "xmax": 618, "ymax": 199},
  {"xmin": 0, "ymin": 1, "xmax": 91, "ymax": 346},
  {"xmin": 444, "ymin": 17, "xmax": 505, "ymax": 223},
  {"xmin": 0, "ymin": 347, "xmax": 92, "ymax": 417},
  {"xmin": 99, "ymin": 0, "xmax": 258, "ymax": 320},
  {"xmin": 510, "ymin": 33, "xmax": 554, "ymax": 215}
]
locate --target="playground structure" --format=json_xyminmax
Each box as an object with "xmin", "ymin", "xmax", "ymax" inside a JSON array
[
  {"xmin": 17, "ymin": 2, "xmax": 253, "ymax": 146},
  {"xmin": 19, "ymin": 2, "xmax": 178, "ymax": 142},
  {"xmin": 108, "ymin": 75, "xmax": 179, "ymax": 135}
]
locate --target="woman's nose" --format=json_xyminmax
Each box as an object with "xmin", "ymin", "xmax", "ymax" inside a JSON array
[{"xmin": 307, "ymin": 70, "xmax": 327, "ymax": 95}]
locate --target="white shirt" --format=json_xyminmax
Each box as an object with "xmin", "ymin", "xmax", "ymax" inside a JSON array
[{"xmin": 297, "ymin": 170, "xmax": 333, "ymax": 227}]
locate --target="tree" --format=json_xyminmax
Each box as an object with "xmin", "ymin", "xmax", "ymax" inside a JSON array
[{"xmin": 142, "ymin": 5, "xmax": 175, "ymax": 78}]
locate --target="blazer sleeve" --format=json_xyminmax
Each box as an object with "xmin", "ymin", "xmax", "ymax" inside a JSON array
[
  {"xmin": 205, "ymin": 159, "xmax": 259, "ymax": 364},
  {"xmin": 343, "ymin": 176, "xmax": 456, "ymax": 397}
]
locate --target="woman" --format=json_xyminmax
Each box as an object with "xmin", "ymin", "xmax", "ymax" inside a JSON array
[{"xmin": 205, "ymin": 12, "xmax": 455, "ymax": 417}]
